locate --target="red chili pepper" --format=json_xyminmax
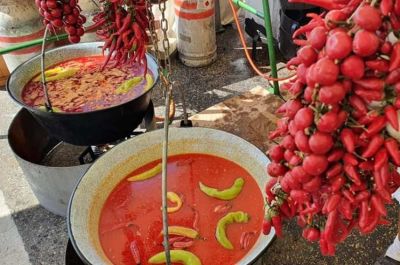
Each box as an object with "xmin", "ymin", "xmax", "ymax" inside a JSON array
[
  {"xmin": 366, "ymin": 59, "xmax": 389, "ymax": 73},
  {"xmin": 380, "ymin": 163, "xmax": 390, "ymax": 187},
  {"xmin": 328, "ymin": 149, "xmax": 345, "ymax": 162},
  {"xmin": 342, "ymin": 189, "xmax": 356, "ymax": 204},
  {"xmin": 379, "ymin": 187, "xmax": 393, "ymax": 203},
  {"xmin": 387, "ymin": 69, "xmax": 400, "ymax": 85},
  {"xmin": 374, "ymin": 148, "xmax": 388, "ymax": 171},
  {"xmin": 360, "ymin": 207, "xmax": 380, "ymax": 234},
  {"xmin": 326, "ymin": 163, "xmax": 343, "ymax": 179},
  {"xmin": 354, "ymin": 78, "xmax": 385, "ymax": 91},
  {"xmin": 358, "ymin": 110, "xmax": 380, "ymax": 125},
  {"xmin": 390, "ymin": 43, "xmax": 400, "ymax": 71},
  {"xmin": 354, "ymin": 89, "xmax": 384, "ymax": 102},
  {"xmin": 338, "ymin": 198, "xmax": 353, "ymax": 220},
  {"xmin": 362, "ymin": 134, "xmax": 385, "ymax": 158},
  {"xmin": 395, "ymin": 0, "xmax": 400, "ymax": 16},
  {"xmin": 262, "ymin": 219, "xmax": 272, "ymax": 235},
  {"xmin": 272, "ymin": 215, "xmax": 283, "ymax": 237},
  {"xmin": 340, "ymin": 0, "xmax": 363, "ymax": 15},
  {"xmin": 331, "ymin": 174, "xmax": 346, "ymax": 192},
  {"xmin": 302, "ymin": 227, "xmax": 320, "ymax": 242},
  {"xmin": 325, "ymin": 210, "xmax": 339, "ymax": 243},
  {"xmin": 358, "ymin": 200, "xmax": 369, "ymax": 230},
  {"xmin": 385, "ymin": 106, "xmax": 399, "ymax": 130},
  {"xmin": 371, "ymin": 194, "xmax": 387, "ymax": 216},
  {"xmin": 344, "ymin": 164, "xmax": 362, "ymax": 186},
  {"xmin": 349, "ymin": 95, "xmax": 367, "ymax": 115},
  {"xmin": 364, "ymin": 116, "xmax": 387, "ymax": 138},
  {"xmin": 359, "ymin": 161, "xmax": 373, "ymax": 171},
  {"xmin": 288, "ymin": 0, "xmax": 344, "ymax": 11},
  {"xmin": 374, "ymin": 169, "xmax": 385, "ymax": 190},
  {"xmin": 326, "ymin": 194, "xmax": 341, "ymax": 213},
  {"xmin": 265, "ymin": 178, "xmax": 277, "ymax": 202},
  {"xmin": 343, "ymin": 153, "xmax": 359, "ymax": 166},
  {"xmin": 340, "ymin": 129, "xmax": 356, "ymax": 153},
  {"xmin": 381, "ymin": 0, "xmax": 394, "ymax": 15},
  {"xmin": 355, "ymin": 190, "xmax": 370, "ymax": 202},
  {"xmin": 129, "ymin": 240, "xmax": 141, "ymax": 265},
  {"xmin": 390, "ymin": 12, "xmax": 400, "ymax": 30},
  {"xmin": 290, "ymin": 190, "xmax": 311, "ymax": 203},
  {"xmin": 385, "ymin": 138, "xmax": 400, "ymax": 166}
]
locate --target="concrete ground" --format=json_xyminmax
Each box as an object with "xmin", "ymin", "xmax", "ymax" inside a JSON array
[{"xmin": 0, "ymin": 25, "xmax": 398, "ymax": 265}]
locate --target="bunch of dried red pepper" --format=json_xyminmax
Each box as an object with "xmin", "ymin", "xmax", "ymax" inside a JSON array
[
  {"xmin": 36, "ymin": 0, "xmax": 86, "ymax": 43},
  {"xmin": 94, "ymin": 0, "xmax": 149, "ymax": 69},
  {"xmin": 264, "ymin": 0, "xmax": 400, "ymax": 256}
]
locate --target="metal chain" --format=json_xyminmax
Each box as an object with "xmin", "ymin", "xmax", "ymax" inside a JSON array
[{"xmin": 145, "ymin": 0, "xmax": 173, "ymax": 264}]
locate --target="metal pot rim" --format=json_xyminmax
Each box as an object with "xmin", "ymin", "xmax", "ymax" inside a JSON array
[{"xmin": 6, "ymin": 41, "xmax": 159, "ymax": 116}]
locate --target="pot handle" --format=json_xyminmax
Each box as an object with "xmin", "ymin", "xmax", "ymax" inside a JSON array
[{"xmin": 40, "ymin": 25, "xmax": 54, "ymax": 112}]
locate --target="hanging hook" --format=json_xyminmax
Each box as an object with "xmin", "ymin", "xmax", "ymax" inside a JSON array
[{"xmin": 41, "ymin": 25, "xmax": 53, "ymax": 112}]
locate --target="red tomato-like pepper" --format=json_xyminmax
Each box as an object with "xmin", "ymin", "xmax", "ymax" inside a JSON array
[
  {"xmin": 295, "ymin": 131, "xmax": 312, "ymax": 153},
  {"xmin": 268, "ymin": 145, "xmax": 285, "ymax": 163},
  {"xmin": 267, "ymin": 162, "xmax": 287, "ymax": 177},
  {"xmin": 309, "ymin": 131, "xmax": 334, "ymax": 155},
  {"xmin": 353, "ymin": 5, "xmax": 382, "ymax": 31},
  {"xmin": 313, "ymin": 58, "xmax": 340, "ymax": 86},
  {"xmin": 326, "ymin": 31, "xmax": 352, "ymax": 59},
  {"xmin": 297, "ymin": 46, "xmax": 318, "ymax": 66},
  {"xmin": 353, "ymin": 30, "xmax": 380, "ymax": 57},
  {"xmin": 318, "ymin": 82, "xmax": 346, "ymax": 104},
  {"xmin": 340, "ymin": 55, "xmax": 365, "ymax": 80},
  {"xmin": 291, "ymin": 166, "xmax": 312, "ymax": 183},
  {"xmin": 303, "ymin": 154, "xmax": 329, "ymax": 176},
  {"xmin": 290, "ymin": 190, "xmax": 311, "ymax": 204},
  {"xmin": 303, "ymin": 176, "xmax": 322, "ymax": 193},
  {"xmin": 294, "ymin": 108, "xmax": 314, "ymax": 130},
  {"xmin": 317, "ymin": 111, "xmax": 339, "ymax": 133},
  {"xmin": 308, "ymin": 26, "xmax": 327, "ymax": 50},
  {"xmin": 281, "ymin": 135, "xmax": 296, "ymax": 150}
]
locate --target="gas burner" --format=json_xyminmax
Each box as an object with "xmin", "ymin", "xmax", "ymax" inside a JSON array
[{"xmin": 77, "ymin": 100, "xmax": 155, "ymax": 165}]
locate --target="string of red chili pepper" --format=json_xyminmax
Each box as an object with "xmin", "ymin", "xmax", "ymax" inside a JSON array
[
  {"xmin": 35, "ymin": 0, "xmax": 87, "ymax": 43},
  {"xmin": 94, "ymin": 0, "xmax": 149, "ymax": 69},
  {"xmin": 263, "ymin": 0, "xmax": 400, "ymax": 256}
]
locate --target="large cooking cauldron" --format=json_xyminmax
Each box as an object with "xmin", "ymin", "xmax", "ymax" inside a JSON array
[
  {"xmin": 68, "ymin": 127, "xmax": 275, "ymax": 265},
  {"xmin": 6, "ymin": 42, "xmax": 159, "ymax": 146}
]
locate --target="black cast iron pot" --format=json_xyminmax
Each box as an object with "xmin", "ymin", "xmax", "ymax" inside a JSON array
[{"xmin": 6, "ymin": 42, "xmax": 159, "ymax": 146}]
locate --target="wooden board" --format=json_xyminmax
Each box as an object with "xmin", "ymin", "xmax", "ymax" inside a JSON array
[
  {"xmin": 190, "ymin": 86, "xmax": 284, "ymax": 152},
  {"xmin": 0, "ymin": 56, "xmax": 9, "ymax": 87}
]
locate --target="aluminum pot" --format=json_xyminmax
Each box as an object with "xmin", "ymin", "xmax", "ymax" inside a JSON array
[
  {"xmin": 6, "ymin": 42, "xmax": 159, "ymax": 146},
  {"xmin": 68, "ymin": 127, "xmax": 274, "ymax": 265}
]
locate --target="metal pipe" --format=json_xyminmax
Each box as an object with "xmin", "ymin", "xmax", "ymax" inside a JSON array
[
  {"xmin": 261, "ymin": 0, "xmax": 279, "ymax": 95},
  {"xmin": 0, "ymin": 34, "xmax": 68, "ymax": 56},
  {"xmin": 231, "ymin": 0, "xmax": 264, "ymax": 19}
]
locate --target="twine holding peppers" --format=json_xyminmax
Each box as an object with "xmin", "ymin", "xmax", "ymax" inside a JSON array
[{"xmin": 264, "ymin": 0, "xmax": 400, "ymax": 256}]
